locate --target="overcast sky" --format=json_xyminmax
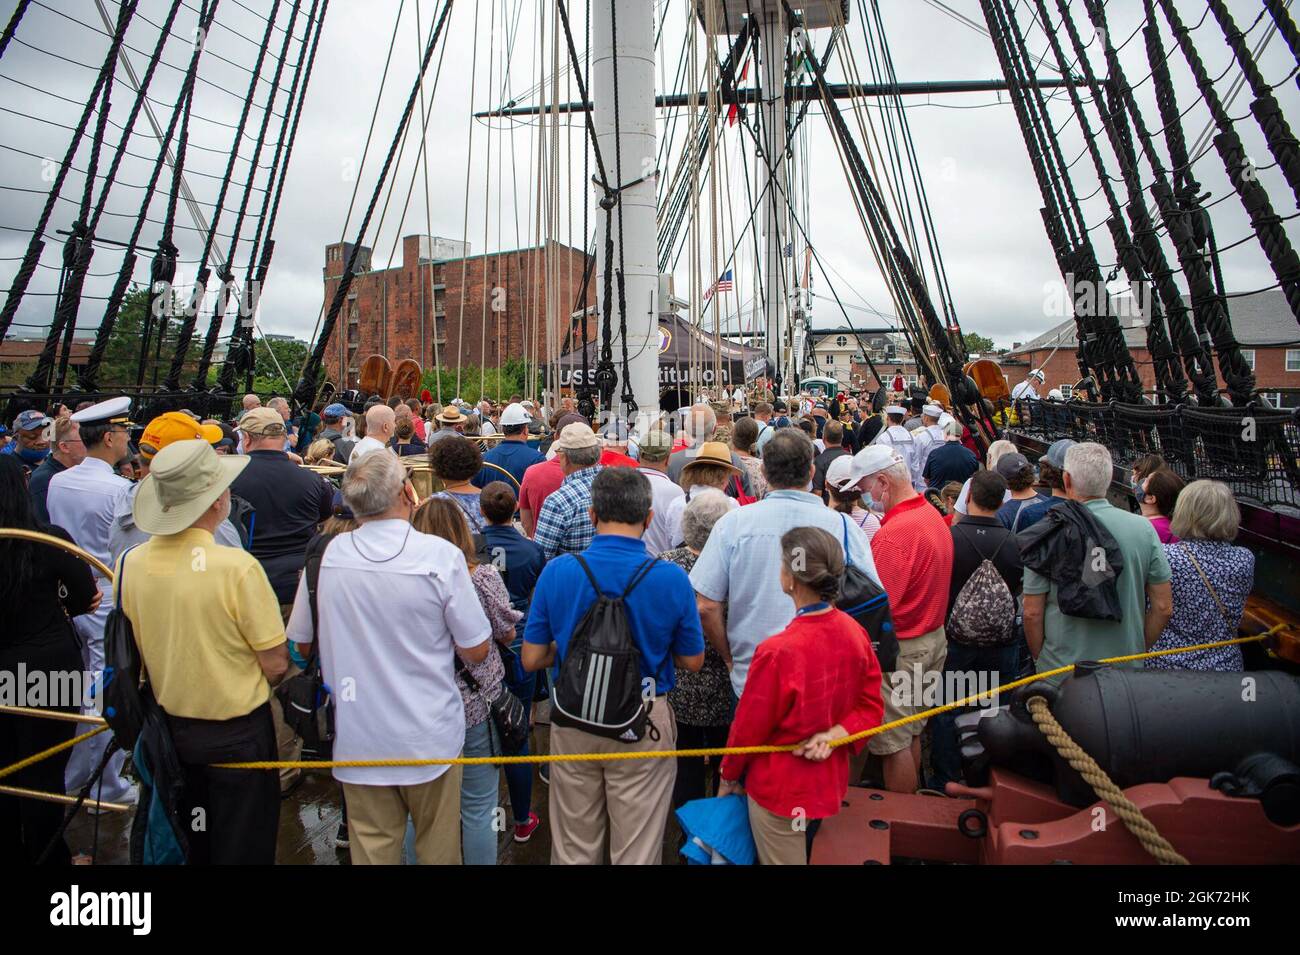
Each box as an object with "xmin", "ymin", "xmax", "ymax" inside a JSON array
[{"xmin": 2, "ymin": 0, "xmax": 1298, "ymax": 373}]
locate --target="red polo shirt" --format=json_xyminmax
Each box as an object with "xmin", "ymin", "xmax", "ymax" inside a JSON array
[
  {"xmin": 720, "ymin": 608, "xmax": 883, "ymax": 819},
  {"xmin": 870, "ymin": 494, "xmax": 954, "ymax": 639},
  {"xmin": 518, "ymin": 457, "xmax": 564, "ymax": 525}
]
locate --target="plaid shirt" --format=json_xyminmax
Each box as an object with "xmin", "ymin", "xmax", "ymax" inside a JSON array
[{"xmin": 534, "ymin": 465, "xmax": 602, "ymax": 560}]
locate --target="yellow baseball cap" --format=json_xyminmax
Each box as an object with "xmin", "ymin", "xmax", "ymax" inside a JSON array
[{"xmin": 139, "ymin": 412, "xmax": 223, "ymax": 462}]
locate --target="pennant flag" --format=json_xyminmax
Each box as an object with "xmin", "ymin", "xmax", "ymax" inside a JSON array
[
  {"xmin": 703, "ymin": 270, "xmax": 734, "ymax": 302},
  {"xmin": 727, "ymin": 58, "xmax": 752, "ymax": 127},
  {"xmin": 782, "ymin": 242, "xmax": 794, "ymax": 257}
]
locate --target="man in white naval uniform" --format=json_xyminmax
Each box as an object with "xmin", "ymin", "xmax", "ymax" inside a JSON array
[
  {"xmin": 1011, "ymin": 369, "xmax": 1045, "ymax": 402},
  {"xmin": 46, "ymin": 397, "xmax": 137, "ymax": 805},
  {"xmin": 871, "ymin": 405, "xmax": 917, "ymax": 490},
  {"xmin": 909, "ymin": 403, "xmax": 948, "ymax": 491}
]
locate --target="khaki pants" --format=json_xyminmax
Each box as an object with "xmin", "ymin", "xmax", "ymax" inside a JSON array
[
  {"xmin": 342, "ymin": 766, "xmax": 463, "ymax": 865},
  {"xmin": 747, "ymin": 798, "xmax": 808, "ymax": 865},
  {"xmin": 269, "ymin": 665, "xmax": 303, "ymax": 792},
  {"xmin": 548, "ymin": 700, "xmax": 677, "ymax": 865},
  {"xmin": 868, "ymin": 626, "xmax": 948, "ymax": 756}
]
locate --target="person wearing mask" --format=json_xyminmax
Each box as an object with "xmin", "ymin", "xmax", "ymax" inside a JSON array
[
  {"xmin": 473, "ymin": 403, "xmax": 544, "ymax": 490},
  {"xmin": 823, "ymin": 455, "xmax": 881, "ymax": 541},
  {"xmin": 286, "ymin": 451, "xmax": 491, "ymax": 864},
  {"xmin": 117, "ymin": 439, "xmax": 289, "ymax": 863},
  {"xmin": 46, "ymin": 398, "xmax": 138, "ymax": 808},
  {"xmin": 1129, "ymin": 453, "xmax": 1166, "ymax": 503},
  {"xmin": 28, "ymin": 414, "xmax": 85, "ymax": 523},
  {"xmin": 995, "ymin": 453, "xmax": 1054, "ymax": 533},
  {"xmin": 0, "ymin": 457, "xmax": 100, "ymax": 862},
  {"xmin": 1148, "ymin": 480, "xmax": 1253, "ymax": 672},
  {"xmin": 1138, "ymin": 468, "xmax": 1184, "ymax": 544},
  {"xmin": 662, "ymin": 492, "xmax": 739, "ymax": 812},
  {"xmin": 523, "ymin": 468, "xmax": 705, "ymax": 865},
  {"xmin": 413, "ymin": 497, "xmax": 521, "ymax": 864},
  {"xmin": 718, "ymin": 526, "xmax": 884, "ymax": 865},
  {"xmin": 1, "ymin": 409, "xmax": 53, "ymax": 474},
  {"xmin": 928, "ymin": 470, "xmax": 1024, "ymax": 791},
  {"xmin": 635, "ymin": 429, "xmax": 684, "ymax": 556}
]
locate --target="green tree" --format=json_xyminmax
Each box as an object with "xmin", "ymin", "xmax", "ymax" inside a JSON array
[
  {"xmin": 95, "ymin": 284, "xmax": 201, "ymax": 387},
  {"xmin": 963, "ymin": 332, "xmax": 995, "ymax": 355}
]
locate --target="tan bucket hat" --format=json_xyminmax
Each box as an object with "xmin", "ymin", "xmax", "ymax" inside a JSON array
[
  {"xmin": 681, "ymin": 441, "xmax": 741, "ymax": 477},
  {"xmin": 133, "ymin": 439, "xmax": 248, "ymax": 535}
]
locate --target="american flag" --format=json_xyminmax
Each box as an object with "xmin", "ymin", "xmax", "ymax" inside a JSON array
[{"xmin": 703, "ymin": 269, "xmax": 733, "ymax": 301}]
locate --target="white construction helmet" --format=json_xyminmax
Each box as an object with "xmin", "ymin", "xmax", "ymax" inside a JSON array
[{"xmin": 1031, "ymin": 369, "xmax": 1046, "ymax": 382}]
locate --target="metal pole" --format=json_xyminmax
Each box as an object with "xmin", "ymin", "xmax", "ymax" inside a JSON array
[
  {"xmin": 592, "ymin": 0, "xmax": 659, "ymax": 426},
  {"xmin": 760, "ymin": 5, "xmax": 787, "ymax": 392}
]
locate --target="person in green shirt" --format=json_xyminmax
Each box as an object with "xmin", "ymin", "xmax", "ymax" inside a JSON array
[{"xmin": 1023, "ymin": 442, "xmax": 1173, "ymax": 680}]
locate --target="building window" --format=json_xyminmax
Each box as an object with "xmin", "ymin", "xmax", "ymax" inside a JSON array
[
  {"xmin": 1060, "ymin": 383, "xmax": 1073, "ymax": 398},
  {"xmin": 835, "ymin": 335, "xmax": 848, "ymax": 347},
  {"xmin": 1242, "ymin": 349, "xmax": 1256, "ymax": 371},
  {"xmin": 1287, "ymin": 348, "xmax": 1300, "ymax": 372}
]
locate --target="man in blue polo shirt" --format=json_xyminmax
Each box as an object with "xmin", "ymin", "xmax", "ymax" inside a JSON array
[
  {"xmin": 474, "ymin": 402, "xmax": 544, "ymax": 490},
  {"xmin": 523, "ymin": 467, "xmax": 704, "ymax": 865}
]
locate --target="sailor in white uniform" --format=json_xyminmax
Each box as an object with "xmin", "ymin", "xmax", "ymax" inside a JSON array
[
  {"xmin": 871, "ymin": 405, "xmax": 917, "ymax": 486},
  {"xmin": 910, "ymin": 403, "xmax": 948, "ymax": 490},
  {"xmin": 1011, "ymin": 369, "xmax": 1045, "ymax": 402},
  {"xmin": 46, "ymin": 396, "xmax": 137, "ymax": 805}
]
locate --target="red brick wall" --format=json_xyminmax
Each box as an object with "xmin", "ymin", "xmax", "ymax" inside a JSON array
[
  {"xmin": 321, "ymin": 239, "xmax": 592, "ymax": 390},
  {"xmin": 1001, "ymin": 344, "xmax": 1299, "ymax": 396}
]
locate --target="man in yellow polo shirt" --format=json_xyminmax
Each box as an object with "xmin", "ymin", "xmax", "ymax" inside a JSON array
[{"xmin": 116, "ymin": 439, "xmax": 289, "ymax": 864}]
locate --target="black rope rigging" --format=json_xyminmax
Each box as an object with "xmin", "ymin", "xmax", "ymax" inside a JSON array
[
  {"xmin": 221, "ymin": 0, "xmax": 327, "ymax": 397},
  {"xmin": 1263, "ymin": 0, "xmax": 1300, "ymax": 73},
  {"xmin": 1159, "ymin": 0, "xmax": 1300, "ymax": 338},
  {"xmin": 76, "ymin": 0, "xmax": 199, "ymax": 393},
  {"xmin": 1083, "ymin": 0, "xmax": 1256, "ymax": 407},
  {"xmin": 1206, "ymin": 1, "xmax": 1300, "ymax": 213},
  {"xmin": 0, "ymin": 0, "xmax": 33, "ymax": 62},
  {"xmin": 165, "ymin": 0, "xmax": 285, "ymax": 391},
  {"xmin": 187, "ymin": 0, "xmax": 289, "ymax": 390},
  {"xmin": 0, "ymin": 0, "xmax": 137, "ymax": 352},
  {"xmin": 293, "ymin": 0, "xmax": 453, "ymax": 414}
]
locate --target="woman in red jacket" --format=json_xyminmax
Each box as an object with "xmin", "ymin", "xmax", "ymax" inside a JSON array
[{"xmin": 718, "ymin": 526, "xmax": 884, "ymax": 864}]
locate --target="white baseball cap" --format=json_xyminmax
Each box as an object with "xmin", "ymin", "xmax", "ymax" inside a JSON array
[
  {"xmin": 842, "ymin": 445, "xmax": 905, "ymax": 489},
  {"xmin": 824, "ymin": 454, "xmax": 858, "ymax": 493}
]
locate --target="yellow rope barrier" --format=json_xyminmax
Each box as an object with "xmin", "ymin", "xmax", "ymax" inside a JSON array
[
  {"xmin": 0, "ymin": 783, "xmax": 130, "ymax": 814},
  {"xmin": 214, "ymin": 631, "xmax": 1280, "ymax": 770},
  {"xmin": 0, "ymin": 725, "xmax": 109, "ymax": 781}
]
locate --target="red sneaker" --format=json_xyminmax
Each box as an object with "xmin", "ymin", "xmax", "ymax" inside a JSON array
[{"xmin": 513, "ymin": 812, "xmax": 541, "ymax": 843}]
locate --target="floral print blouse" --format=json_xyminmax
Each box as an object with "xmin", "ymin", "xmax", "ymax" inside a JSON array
[
  {"xmin": 1148, "ymin": 539, "xmax": 1253, "ymax": 672},
  {"xmin": 661, "ymin": 547, "xmax": 736, "ymax": 727},
  {"xmin": 455, "ymin": 562, "xmax": 523, "ymax": 726}
]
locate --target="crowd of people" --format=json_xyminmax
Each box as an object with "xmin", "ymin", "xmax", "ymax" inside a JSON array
[{"xmin": 0, "ymin": 383, "xmax": 1257, "ymax": 866}]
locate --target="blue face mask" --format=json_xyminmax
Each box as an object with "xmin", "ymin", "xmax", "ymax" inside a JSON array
[{"xmin": 18, "ymin": 446, "xmax": 49, "ymax": 465}]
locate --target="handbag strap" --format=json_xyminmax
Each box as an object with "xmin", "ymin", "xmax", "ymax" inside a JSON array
[{"xmin": 1183, "ymin": 544, "xmax": 1231, "ymax": 626}]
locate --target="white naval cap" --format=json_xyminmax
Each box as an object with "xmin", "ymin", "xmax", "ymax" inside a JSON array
[
  {"xmin": 884, "ymin": 405, "xmax": 906, "ymax": 416},
  {"xmin": 69, "ymin": 396, "xmax": 133, "ymax": 427},
  {"xmin": 922, "ymin": 403, "xmax": 943, "ymax": 417}
]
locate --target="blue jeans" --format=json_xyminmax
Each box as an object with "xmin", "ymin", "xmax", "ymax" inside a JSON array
[
  {"xmin": 402, "ymin": 719, "xmax": 499, "ymax": 864},
  {"xmin": 500, "ymin": 645, "xmax": 535, "ymax": 824},
  {"xmin": 927, "ymin": 640, "xmax": 1021, "ymax": 792}
]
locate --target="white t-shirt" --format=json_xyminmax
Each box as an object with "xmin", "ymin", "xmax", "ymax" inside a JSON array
[
  {"xmin": 663, "ymin": 486, "xmax": 738, "ymax": 550},
  {"xmin": 286, "ymin": 520, "xmax": 490, "ymax": 786},
  {"xmin": 639, "ymin": 466, "xmax": 685, "ymax": 556},
  {"xmin": 1011, "ymin": 381, "xmax": 1039, "ymax": 401},
  {"xmin": 349, "ymin": 435, "xmax": 388, "ymax": 461}
]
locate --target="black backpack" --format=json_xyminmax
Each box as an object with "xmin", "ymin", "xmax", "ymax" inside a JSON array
[
  {"xmin": 550, "ymin": 555, "xmax": 659, "ymax": 742},
  {"xmin": 275, "ymin": 534, "xmax": 335, "ymax": 749},
  {"xmin": 102, "ymin": 546, "xmax": 149, "ymax": 750},
  {"xmin": 835, "ymin": 515, "xmax": 899, "ymax": 673}
]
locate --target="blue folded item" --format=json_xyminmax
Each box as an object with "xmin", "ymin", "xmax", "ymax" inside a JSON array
[{"xmin": 675, "ymin": 794, "xmax": 756, "ymax": 865}]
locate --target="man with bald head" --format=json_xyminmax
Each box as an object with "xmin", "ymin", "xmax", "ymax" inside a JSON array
[
  {"xmin": 241, "ymin": 394, "xmax": 261, "ymax": 417},
  {"xmin": 352, "ymin": 404, "xmax": 396, "ymax": 461}
]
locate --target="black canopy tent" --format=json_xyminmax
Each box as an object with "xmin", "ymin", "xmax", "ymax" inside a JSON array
[{"xmin": 555, "ymin": 311, "xmax": 767, "ymax": 410}]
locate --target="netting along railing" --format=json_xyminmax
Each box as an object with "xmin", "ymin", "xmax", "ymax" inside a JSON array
[{"xmin": 1011, "ymin": 397, "xmax": 1300, "ymax": 510}]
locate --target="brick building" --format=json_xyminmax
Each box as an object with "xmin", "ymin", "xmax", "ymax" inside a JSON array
[
  {"xmin": 321, "ymin": 235, "xmax": 592, "ymax": 391},
  {"xmin": 999, "ymin": 288, "xmax": 1300, "ymax": 408}
]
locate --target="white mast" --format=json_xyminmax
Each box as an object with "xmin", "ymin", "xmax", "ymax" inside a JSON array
[{"xmin": 592, "ymin": 0, "xmax": 659, "ymax": 428}]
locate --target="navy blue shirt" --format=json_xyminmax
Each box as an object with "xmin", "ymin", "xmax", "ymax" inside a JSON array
[
  {"xmin": 27, "ymin": 455, "xmax": 67, "ymax": 524},
  {"xmin": 997, "ymin": 493, "xmax": 1055, "ymax": 533},
  {"xmin": 480, "ymin": 523, "xmax": 545, "ymax": 619},
  {"xmin": 923, "ymin": 441, "xmax": 979, "ymax": 492},
  {"xmin": 474, "ymin": 439, "xmax": 545, "ymax": 490},
  {"xmin": 524, "ymin": 534, "xmax": 705, "ymax": 693}
]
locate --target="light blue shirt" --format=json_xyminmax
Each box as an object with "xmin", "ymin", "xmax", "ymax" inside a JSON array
[{"xmin": 689, "ymin": 488, "xmax": 880, "ymax": 696}]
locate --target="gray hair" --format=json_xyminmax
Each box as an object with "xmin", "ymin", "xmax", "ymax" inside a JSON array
[
  {"xmin": 560, "ymin": 443, "xmax": 601, "ymax": 468},
  {"xmin": 1170, "ymin": 479, "xmax": 1240, "ymax": 542},
  {"xmin": 878, "ymin": 458, "xmax": 913, "ymax": 485},
  {"xmin": 1063, "ymin": 442, "xmax": 1113, "ymax": 499},
  {"xmin": 681, "ymin": 491, "xmax": 731, "ymax": 552},
  {"xmin": 268, "ymin": 396, "xmax": 289, "ymax": 415},
  {"xmin": 986, "ymin": 439, "xmax": 1016, "ymax": 469},
  {"xmin": 684, "ymin": 404, "xmax": 717, "ymax": 442},
  {"xmin": 343, "ymin": 448, "xmax": 406, "ymax": 518},
  {"xmin": 943, "ymin": 419, "xmax": 962, "ymax": 439}
]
